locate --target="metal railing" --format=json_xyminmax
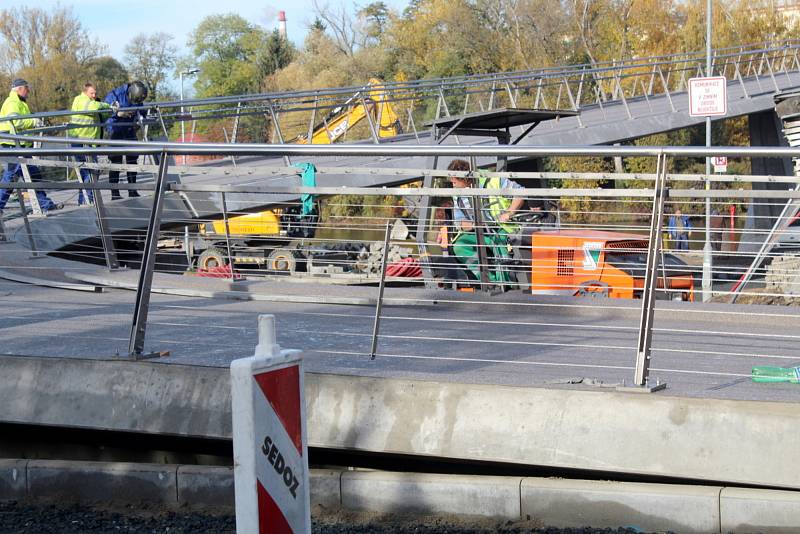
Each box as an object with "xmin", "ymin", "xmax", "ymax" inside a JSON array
[
  {"xmin": 4, "ymin": 39, "xmax": 800, "ymax": 148},
  {"xmin": 1, "ymin": 142, "xmax": 800, "ymax": 395}
]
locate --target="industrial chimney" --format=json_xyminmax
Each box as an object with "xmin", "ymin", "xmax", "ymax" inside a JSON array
[{"xmin": 278, "ymin": 11, "xmax": 287, "ymax": 38}]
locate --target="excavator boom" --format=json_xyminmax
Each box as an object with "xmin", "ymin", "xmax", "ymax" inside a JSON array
[{"xmin": 294, "ymin": 78, "xmax": 402, "ymax": 144}]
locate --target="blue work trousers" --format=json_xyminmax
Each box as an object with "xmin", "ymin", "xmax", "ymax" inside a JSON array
[
  {"xmin": 71, "ymin": 143, "xmax": 94, "ymax": 204},
  {"xmin": 0, "ymin": 149, "xmax": 56, "ymax": 211}
]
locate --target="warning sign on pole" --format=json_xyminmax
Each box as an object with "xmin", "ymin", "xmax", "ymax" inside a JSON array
[
  {"xmin": 712, "ymin": 156, "xmax": 728, "ymax": 173},
  {"xmin": 688, "ymin": 77, "xmax": 727, "ymax": 117},
  {"xmin": 231, "ymin": 315, "xmax": 310, "ymax": 534}
]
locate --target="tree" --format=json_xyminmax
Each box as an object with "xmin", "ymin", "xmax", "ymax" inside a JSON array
[
  {"xmin": 257, "ymin": 30, "xmax": 295, "ymax": 81},
  {"xmin": 359, "ymin": 2, "xmax": 390, "ymax": 43},
  {"xmin": 124, "ymin": 33, "xmax": 178, "ymax": 100},
  {"xmin": 85, "ymin": 56, "xmax": 129, "ymax": 97},
  {"xmin": 0, "ymin": 6, "xmax": 104, "ymax": 110},
  {"xmin": 187, "ymin": 14, "xmax": 267, "ymax": 97}
]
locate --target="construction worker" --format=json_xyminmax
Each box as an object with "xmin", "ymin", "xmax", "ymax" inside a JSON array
[
  {"xmin": 0, "ymin": 79, "xmax": 61, "ymax": 213},
  {"xmin": 70, "ymin": 82, "xmax": 111, "ymax": 205},
  {"xmin": 446, "ymin": 159, "xmax": 525, "ymax": 285},
  {"xmin": 103, "ymin": 81, "xmax": 148, "ymax": 200},
  {"xmin": 448, "ymin": 159, "xmax": 525, "ymax": 235}
]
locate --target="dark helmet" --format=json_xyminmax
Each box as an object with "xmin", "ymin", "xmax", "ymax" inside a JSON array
[{"xmin": 127, "ymin": 81, "xmax": 148, "ymax": 104}]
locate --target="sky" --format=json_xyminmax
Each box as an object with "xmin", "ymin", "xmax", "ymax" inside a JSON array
[{"xmin": 3, "ymin": 0, "xmax": 409, "ymax": 92}]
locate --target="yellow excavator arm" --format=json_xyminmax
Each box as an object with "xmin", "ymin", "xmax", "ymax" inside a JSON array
[{"xmin": 294, "ymin": 78, "xmax": 402, "ymax": 144}]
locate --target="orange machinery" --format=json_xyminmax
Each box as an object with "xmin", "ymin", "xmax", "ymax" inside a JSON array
[{"xmin": 529, "ymin": 230, "xmax": 695, "ymax": 301}]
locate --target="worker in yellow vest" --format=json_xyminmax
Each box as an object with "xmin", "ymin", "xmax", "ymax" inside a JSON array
[
  {"xmin": 0, "ymin": 79, "xmax": 60, "ymax": 212},
  {"xmin": 70, "ymin": 82, "xmax": 111, "ymax": 205}
]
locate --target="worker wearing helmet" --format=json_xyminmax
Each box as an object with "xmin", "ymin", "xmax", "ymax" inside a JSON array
[
  {"xmin": 70, "ymin": 82, "xmax": 112, "ymax": 205},
  {"xmin": 0, "ymin": 79, "xmax": 61, "ymax": 213},
  {"xmin": 103, "ymin": 81, "xmax": 148, "ymax": 200}
]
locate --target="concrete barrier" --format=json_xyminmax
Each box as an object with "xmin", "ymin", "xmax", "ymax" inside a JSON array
[
  {"xmin": 28, "ymin": 460, "xmax": 177, "ymax": 503},
  {"xmin": 341, "ymin": 471, "xmax": 522, "ymax": 518},
  {"xmin": 311, "ymin": 470, "xmax": 343, "ymax": 509},
  {"xmin": 720, "ymin": 487, "xmax": 800, "ymax": 533},
  {"xmin": 4, "ymin": 354, "xmax": 800, "ymax": 491},
  {"xmin": 521, "ymin": 478, "xmax": 721, "ymax": 534},
  {"xmin": 177, "ymin": 465, "xmax": 235, "ymax": 508},
  {"xmin": 0, "ymin": 459, "xmax": 27, "ymax": 500}
]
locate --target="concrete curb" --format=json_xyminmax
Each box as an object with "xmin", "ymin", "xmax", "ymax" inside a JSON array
[
  {"xmin": 342, "ymin": 471, "xmax": 522, "ymax": 518},
  {"xmin": 521, "ymin": 478, "xmax": 721, "ymax": 534},
  {"xmin": 720, "ymin": 487, "xmax": 800, "ymax": 533},
  {"xmin": 27, "ymin": 460, "xmax": 177, "ymax": 504},
  {"xmin": 0, "ymin": 459, "xmax": 27, "ymax": 500},
  {"xmin": 3, "ymin": 459, "xmax": 800, "ymax": 532}
]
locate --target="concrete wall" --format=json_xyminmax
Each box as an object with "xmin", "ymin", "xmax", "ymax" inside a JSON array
[
  {"xmin": 4, "ymin": 460, "xmax": 800, "ymax": 533},
  {"xmin": 3, "ymin": 355, "xmax": 800, "ymax": 490}
]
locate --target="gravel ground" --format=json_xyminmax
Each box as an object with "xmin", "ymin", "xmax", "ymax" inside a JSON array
[{"xmin": 0, "ymin": 501, "xmax": 663, "ymax": 533}]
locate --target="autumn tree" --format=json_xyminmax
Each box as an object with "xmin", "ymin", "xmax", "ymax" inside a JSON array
[
  {"xmin": 0, "ymin": 6, "xmax": 104, "ymax": 110},
  {"xmin": 124, "ymin": 32, "xmax": 178, "ymax": 100}
]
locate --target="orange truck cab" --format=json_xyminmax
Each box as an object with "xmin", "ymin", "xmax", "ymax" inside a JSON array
[{"xmin": 529, "ymin": 230, "xmax": 695, "ymax": 301}]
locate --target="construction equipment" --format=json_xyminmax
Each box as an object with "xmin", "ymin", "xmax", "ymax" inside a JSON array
[
  {"xmin": 528, "ymin": 230, "xmax": 694, "ymax": 301},
  {"xmin": 430, "ymin": 210, "xmax": 694, "ymax": 300},
  {"xmin": 177, "ymin": 207, "xmax": 416, "ymax": 280},
  {"xmin": 293, "ymin": 79, "xmax": 402, "ymax": 144},
  {"xmin": 177, "ymin": 79, "xmax": 405, "ymax": 275}
]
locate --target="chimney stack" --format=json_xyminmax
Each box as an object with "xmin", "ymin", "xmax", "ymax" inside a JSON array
[{"xmin": 278, "ymin": 11, "xmax": 287, "ymax": 39}]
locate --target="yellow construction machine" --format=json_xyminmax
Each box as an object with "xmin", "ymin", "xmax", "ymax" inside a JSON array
[
  {"xmin": 184, "ymin": 79, "xmax": 404, "ymax": 273},
  {"xmin": 293, "ymin": 78, "xmax": 402, "ymax": 144}
]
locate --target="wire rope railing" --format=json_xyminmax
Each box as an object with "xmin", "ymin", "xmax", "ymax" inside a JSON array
[{"xmin": 1, "ymin": 142, "xmax": 800, "ymax": 398}]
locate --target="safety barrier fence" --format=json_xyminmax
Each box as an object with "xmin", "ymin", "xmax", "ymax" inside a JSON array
[
  {"xmin": 3, "ymin": 39, "xmax": 800, "ymax": 147},
  {"xmin": 1, "ymin": 142, "xmax": 799, "ymax": 395}
]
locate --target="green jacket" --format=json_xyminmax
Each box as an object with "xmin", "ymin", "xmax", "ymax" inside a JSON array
[
  {"xmin": 0, "ymin": 91, "xmax": 35, "ymax": 146},
  {"xmin": 70, "ymin": 92, "xmax": 111, "ymax": 140}
]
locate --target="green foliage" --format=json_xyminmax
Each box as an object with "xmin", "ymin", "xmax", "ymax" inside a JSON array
[
  {"xmin": 188, "ymin": 14, "xmax": 268, "ymax": 97},
  {"xmin": 86, "ymin": 56, "xmax": 129, "ymax": 98}
]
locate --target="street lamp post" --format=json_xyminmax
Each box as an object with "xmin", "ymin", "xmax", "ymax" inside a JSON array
[
  {"xmin": 703, "ymin": 0, "xmax": 713, "ymax": 302},
  {"xmin": 179, "ymin": 68, "xmax": 200, "ymax": 165}
]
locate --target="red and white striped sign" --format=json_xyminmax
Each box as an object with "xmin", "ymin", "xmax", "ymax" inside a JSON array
[{"xmin": 232, "ymin": 315, "xmax": 310, "ymax": 534}]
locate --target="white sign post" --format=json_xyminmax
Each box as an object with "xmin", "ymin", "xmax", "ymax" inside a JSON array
[
  {"xmin": 231, "ymin": 315, "xmax": 310, "ymax": 534},
  {"xmin": 712, "ymin": 156, "xmax": 728, "ymax": 173},
  {"xmin": 688, "ymin": 76, "xmax": 727, "ymax": 117}
]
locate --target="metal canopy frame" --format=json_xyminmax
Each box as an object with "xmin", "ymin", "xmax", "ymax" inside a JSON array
[{"xmin": 426, "ymin": 108, "xmax": 578, "ymax": 145}]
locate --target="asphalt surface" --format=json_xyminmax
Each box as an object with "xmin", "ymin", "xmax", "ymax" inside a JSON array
[{"xmin": 2, "ymin": 259, "xmax": 800, "ymax": 402}]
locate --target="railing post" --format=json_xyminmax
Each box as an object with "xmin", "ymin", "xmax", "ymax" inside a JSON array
[
  {"xmin": 268, "ymin": 103, "xmax": 292, "ymax": 167},
  {"xmin": 127, "ymin": 150, "xmax": 171, "ymax": 360},
  {"xmin": 306, "ymin": 92, "xmax": 318, "ymax": 143},
  {"xmin": 563, "ymin": 77, "xmax": 583, "ymax": 127},
  {"xmin": 614, "ymin": 77, "xmax": 633, "ymax": 119},
  {"xmin": 631, "ymin": 152, "xmax": 668, "ymax": 392},
  {"xmin": 369, "ymin": 220, "xmax": 393, "ymax": 359},
  {"xmin": 220, "ymin": 191, "xmax": 236, "ymax": 281},
  {"xmin": 575, "ymin": 68, "xmax": 586, "ymax": 106},
  {"xmin": 504, "ymin": 81, "xmax": 517, "ymax": 108},
  {"xmin": 14, "ymin": 138, "xmax": 42, "ymax": 216},
  {"xmin": 16, "ymin": 185, "xmax": 38, "ymax": 257},
  {"xmin": 91, "ymin": 170, "xmax": 120, "ymax": 270},
  {"xmin": 471, "ymin": 194, "xmax": 491, "ymax": 290},
  {"xmin": 359, "ymin": 94, "xmax": 381, "ymax": 144}
]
